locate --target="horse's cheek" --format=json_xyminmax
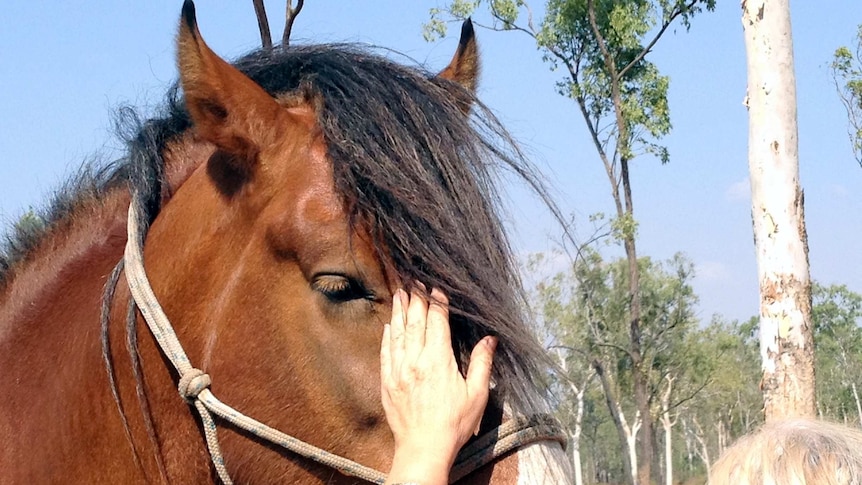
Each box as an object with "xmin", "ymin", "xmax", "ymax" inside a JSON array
[{"xmin": 315, "ymin": 318, "xmax": 384, "ymax": 419}]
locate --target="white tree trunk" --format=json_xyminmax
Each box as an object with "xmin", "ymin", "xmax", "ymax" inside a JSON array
[
  {"xmin": 742, "ymin": 0, "xmax": 815, "ymax": 421},
  {"xmin": 852, "ymin": 382, "xmax": 862, "ymax": 425},
  {"xmin": 571, "ymin": 383, "xmax": 587, "ymax": 485},
  {"xmin": 664, "ymin": 423, "xmax": 672, "ymax": 485},
  {"xmin": 690, "ymin": 417, "xmax": 711, "ymax": 478},
  {"xmin": 660, "ymin": 375, "xmax": 675, "ymax": 485},
  {"xmin": 618, "ymin": 406, "xmax": 641, "ymax": 485},
  {"xmin": 594, "ymin": 360, "xmax": 637, "ymax": 485},
  {"xmin": 556, "ymin": 350, "xmax": 590, "ymax": 485},
  {"xmin": 683, "ymin": 421, "xmax": 694, "ymax": 473}
]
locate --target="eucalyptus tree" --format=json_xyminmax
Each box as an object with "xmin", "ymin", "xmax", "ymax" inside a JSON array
[
  {"xmin": 678, "ymin": 316, "xmax": 761, "ymax": 478},
  {"xmin": 531, "ymin": 249, "xmax": 611, "ymax": 485},
  {"xmin": 532, "ymin": 249, "xmax": 700, "ymax": 485},
  {"xmin": 812, "ymin": 283, "xmax": 862, "ymax": 423},
  {"xmin": 425, "ymin": 2, "xmax": 715, "ymax": 482},
  {"xmin": 742, "ymin": 0, "xmax": 814, "ymax": 421},
  {"xmin": 831, "ymin": 24, "xmax": 862, "ymax": 166}
]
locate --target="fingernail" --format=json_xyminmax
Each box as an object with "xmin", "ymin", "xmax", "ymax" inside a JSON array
[
  {"xmin": 486, "ymin": 336, "xmax": 498, "ymax": 351},
  {"xmin": 393, "ymin": 289, "xmax": 408, "ymax": 309},
  {"xmin": 430, "ymin": 287, "xmax": 449, "ymax": 302}
]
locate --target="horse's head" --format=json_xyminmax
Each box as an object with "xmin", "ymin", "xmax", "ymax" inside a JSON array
[{"xmin": 130, "ymin": 2, "xmax": 566, "ymax": 482}]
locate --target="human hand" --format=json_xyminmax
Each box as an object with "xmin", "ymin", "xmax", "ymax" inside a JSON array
[{"xmin": 381, "ymin": 287, "xmax": 497, "ymax": 485}]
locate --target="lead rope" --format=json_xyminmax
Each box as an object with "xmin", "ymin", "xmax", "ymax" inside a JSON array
[
  {"xmin": 123, "ymin": 199, "xmax": 565, "ymax": 484},
  {"xmin": 451, "ymin": 414, "xmax": 566, "ymax": 482}
]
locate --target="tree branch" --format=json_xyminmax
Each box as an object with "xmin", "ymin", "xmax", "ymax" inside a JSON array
[
  {"xmin": 252, "ymin": 0, "xmax": 273, "ymax": 51},
  {"xmin": 282, "ymin": 0, "xmax": 305, "ymax": 47},
  {"xmin": 618, "ymin": 0, "xmax": 701, "ymax": 80},
  {"xmin": 471, "ymin": 19, "xmax": 537, "ymax": 41},
  {"xmin": 586, "ymin": 0, "xmax": 619, "ymax": 80}
]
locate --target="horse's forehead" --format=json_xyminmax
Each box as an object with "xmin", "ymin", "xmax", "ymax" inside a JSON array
[
  {"xmin": 281, "ymin": 132, "xmax": 341, "ymax": 224},
  {"xmin": 264, "ymin": 102, "xmax": 336, "ymax": 215},
  {"xmin": 265, "ymin": 125, "xmax": 359, "ymax": 255},
  {"xmin": 259, "ymin": 102, "xmax": 386, "ymax": 277},
  {"xmin": 290, "ymin": 180, "xmax": 344, "ymax": 245}
]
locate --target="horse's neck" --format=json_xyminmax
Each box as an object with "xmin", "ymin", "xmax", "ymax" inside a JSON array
[
  {"xmin": 0, "ymin": 138, "xmax": 210, "ymax": 483},
  {"xmin": 0, "ymin": 189, "xmax": 130, "ymax": 336},
  {"xmin": 0, "ymin": 188, "xmax": 138, "ymax": 481},
  {"xmin": 0, "ymin": 134, "xmax": 206, "ymax": 332}
]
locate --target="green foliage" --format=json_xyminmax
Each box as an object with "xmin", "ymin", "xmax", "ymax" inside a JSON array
[
  {"xmin": 425, "ymin": 0, "xmax": 715, "ymax": 167},
  {"xmin": 530, "ymin": 254, "xmax": 862, "ymax": 479},
  {"xmin": 0, "ymin": 208, "xmax": 48, "ymax": 278},
  {"xmin": 424, "ymin": 0, "xmax": 482, "ymax": 40},
  {"xmin": 536, "ymin": 247, "xmax": 701, "ymax": 385},
  {"xmin": 490, "ymin": 0, "xmax": 522, "ymax": 27},
  {"xmin": 423, "ymin": 9, "xmax": 447, "ymax": 42},
  {"xmin": 831, "ymin": 24, "xmax": 862, "ymax": 166},
  {"xmin": 812, "ymin": 282, "xmax": 862, "ymax": 421},
  {"xmin": 533, "ymin": 249, "xmax": 711, "ymax": 482},
  {"xmin": 541, "ymin": 0, "xmax": 693, "ymax": 162},
  {"xmin": 13, "ymin": 210, "xmax": 46, "ymax": 238},
  {"xmin": 538, "ymin": 249, "xmax": 703, "ymax": 383},
  {"xmin": 610, "ymin": 212, "xmax": 639, "ymax": 242},
  {"xmin": 688, "ymin": 315, "xmax": 762, "ymax": 419}
]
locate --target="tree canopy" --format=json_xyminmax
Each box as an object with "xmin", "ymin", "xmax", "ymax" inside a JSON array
[{"xmin": 832, "ymin": 24, "xmax": 862, "ymax": 166}]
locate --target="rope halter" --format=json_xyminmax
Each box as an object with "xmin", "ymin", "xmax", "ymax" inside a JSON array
[
  {"xmin": 122, "ymin": 199, "xmax": 565, "ymax": 484},
  {"xmin": 177, "ymin": 369, "xmax": 212, "ymax": 402}
]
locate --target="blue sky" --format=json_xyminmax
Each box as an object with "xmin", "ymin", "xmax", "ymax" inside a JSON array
[{"xmin": 2, "ymin": 1, "xmax": 861, "ymax": 323}]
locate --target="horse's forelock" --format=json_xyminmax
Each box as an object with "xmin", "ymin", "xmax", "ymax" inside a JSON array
[{"xmin": 233, "ymin": 45, "xmax": 555, "ymax": 412}]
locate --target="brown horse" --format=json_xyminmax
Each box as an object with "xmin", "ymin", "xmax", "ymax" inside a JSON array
[{"xmin": 0, "ymin": 2, "xmax": 570, "ymax": 483}]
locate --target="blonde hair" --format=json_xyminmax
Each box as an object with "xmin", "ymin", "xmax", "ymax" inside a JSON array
[{"xmin": 709, "ymin": 419, "xmax": 862, "ymax": 485}]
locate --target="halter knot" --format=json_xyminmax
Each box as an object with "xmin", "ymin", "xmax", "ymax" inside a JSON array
[{"xmin": 178, "ymin": 368, "xmax": 211, "ymax": 401}]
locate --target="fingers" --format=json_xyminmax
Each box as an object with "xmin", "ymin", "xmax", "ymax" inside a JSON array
[
  {"xmin": 388, "ymin": 289, "xmax": 407, "ymax": 373},
  {"xmin": 424, "ymin": 288, "xmax": 451, "ymax": 355},
  {"xmin": 466, "ymin": 336, "xmax": 496, "ymax": 393},
  {"xmin": 403, "ymin": 285, "xmax": 429, "ymax": 358},
  {"xmin": 381, "ymin": 284, "xmax": 498, "ymax": 452},
  {"xmin": 380, "ymin": 323, "xmax": 392, "ymax": 383},
  {"xmin": 465, "ymin": 336, "xmax": 497, "ymax": 428},
  {"xmin": 386, "ymin": 286, "xmax": 435, "ymax": 374}
]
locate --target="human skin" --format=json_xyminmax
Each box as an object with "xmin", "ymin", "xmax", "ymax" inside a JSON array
[{"xmin": 381, "ymin": 287, "xmax": 497, "ymax": 485}]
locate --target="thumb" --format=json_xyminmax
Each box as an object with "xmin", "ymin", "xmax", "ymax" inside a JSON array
[{"xmin": 465, "ymin": 336, "xmax": 497, "ymax": 414}]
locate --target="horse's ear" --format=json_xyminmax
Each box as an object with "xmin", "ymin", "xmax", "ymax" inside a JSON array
[
  {"xmin": 177, "ymin": 0, "xmax": 285, "ymax": 178},
  {"xmin": 437, "ymin": 19, "xmax": 479, "ymax": 103}
]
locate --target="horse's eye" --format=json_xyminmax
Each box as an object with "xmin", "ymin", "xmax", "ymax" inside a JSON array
[{"xmin": 312, "ymin": 274, "xmax": 374, "ymax": 303}]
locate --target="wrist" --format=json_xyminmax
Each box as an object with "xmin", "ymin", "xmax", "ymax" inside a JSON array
[{"xmin": 386, "ymin": 440, "xmax": 458, "ymax": 485}]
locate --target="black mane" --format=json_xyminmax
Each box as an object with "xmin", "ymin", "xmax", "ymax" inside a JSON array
[{"xmin": 3, "ymin": 44, "xmax": 564, "ymax": 411}]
